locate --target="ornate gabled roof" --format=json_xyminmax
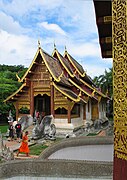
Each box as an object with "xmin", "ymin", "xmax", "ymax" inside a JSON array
[
  {"xmin": 19, "ymin": 47, "xmax": 71, "ymax": 86},
  {"xmin": 64, "ymin": 50, "xmax": 85, "ymax": 77},
  {"xmin": 63, "ymin": 49, "xmax": 94, "ymax": 85},
  {"xmin": 41, "ymin": 50, "xmax": 71, "ymax": 86},
  {"xmin": 52, "ymin": 48, "xmax": 74, "ymax": 78},
  {"xmin": 53, "ymin": 83, "xmax": 86, "ymax": 103}
]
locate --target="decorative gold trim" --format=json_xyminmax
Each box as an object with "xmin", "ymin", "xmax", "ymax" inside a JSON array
[
  {"xmin": 3, "ymin": 83, "xmax": 27, "ymax": 102},
  {"xmin": 92, "ymin": 90, "xmax": 95, "ymax": 97},
  {"xmin": 20, "ymin": 49, "xmax": 40, "ymax": 82},
  {"xmin": 98, "ymin": 96, "xmax": 102, "ymax": 103},
  {"xmin": 16, "ymin": 73, "xmax": 21, "ymax": 82},
  {"xmin": 53, "ymin": 82, "xmax": 80, "ymax": 102},
  {"xmin": 104, "ymin": 16, "xmax": 112, "ymax": 23},
  {"xmin": 80, "ymin": 78, "xmax": 106, "ymax": 98},
  {"xmin": 69, "ymin": 78, "xmax": 91, "ymax": 97},
  {"xmin": 63, "ymin": 51, "xmax": 86, "ymax": 77},
  {"xmin": 98, "ymin": 16, "xmax": 112, "ymax": 24},
  {"xmin": 113, "ymin": 0, "xmax": 127, "ymax": 160},
  {"xmin": 54, "ymin": 104, "xmax": 68, "ymax": 110},
  {"xmin": 101, "ymin": 37, "xmax": 112, "ymax": 44},
  {"xmin": 78, "ymin": 90, "xmax": 82, "ymax": 97},
  {"xmin": 58, "ymin": 71, "xmax": 64, "ymax": 81},
  {"xmin": 52, "ymin": 48, "xmax": 75, "ymax": 78},
  {"xmin": 34, "ymin": 91, "xmax": 50, "ymax": 97},
  {"xmin": 40, "ymin": 49, "xmax": 61, "ymax": 82}
]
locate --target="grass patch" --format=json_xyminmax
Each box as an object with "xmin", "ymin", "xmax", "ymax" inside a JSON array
[
  {"xmin": 29, "ymin": 144, "xmax": 48, "ymax": 155},
  {"xmin": 87, "ymin": 131, "xmax": 100, "ymax": 136},
  {"xmin": 0, "ymin": 125, "xmax": 8, "ymax": 134},
  {"xmin": 87, "ymin": 133, "xmax": 97, "ymax": 136}
]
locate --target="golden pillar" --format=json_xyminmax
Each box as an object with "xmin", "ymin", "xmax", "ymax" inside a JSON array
[
  {"xmin": 50, "ymin": 82, "xmax": 54, "ymax": 117},
  {"xmin": 113, "ymin": 0, "xmax": 127, "ymax": 178},
  {"xmin": 30, "ymin": 81, "xmax": 34, "ymax": 116}
]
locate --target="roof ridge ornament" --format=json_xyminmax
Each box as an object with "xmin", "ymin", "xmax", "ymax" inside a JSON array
[
  {"xmin": 65, "ymin": 45, "xmax": 67, "ymax": 52},
  {"xmin": 54, "ymin": 41, "xmax": 56, "ymax": 50},
  {"xmin": 38, "ymin": 39, "xmax": 41, "ymax": 48}
]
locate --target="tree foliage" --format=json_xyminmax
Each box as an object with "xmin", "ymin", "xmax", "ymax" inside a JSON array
[
  {"xmin": 93, "ymin": 68, "xmax": 113, "ymax": 118},
  {"xmin": 93, "ymin": 68, "xmax": 113, "ymax": 98},
  {"xmin": 0, "ymin": 65, "xmax": 27, "ymax": 121}
]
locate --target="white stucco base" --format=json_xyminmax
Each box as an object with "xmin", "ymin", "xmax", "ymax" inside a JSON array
[{"xmin": 52, "ymin": 117, "xmax": 84, "ymax": 134}]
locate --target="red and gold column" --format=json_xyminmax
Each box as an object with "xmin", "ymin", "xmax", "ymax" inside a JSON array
[{"xmin": 113, "ymin": 0, "xmax": 127, "ymax": 179}]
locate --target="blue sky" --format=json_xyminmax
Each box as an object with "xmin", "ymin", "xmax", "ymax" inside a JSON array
[{"xmin": 0, "ymin": 0, "xmax": 112, "ymax": 78}]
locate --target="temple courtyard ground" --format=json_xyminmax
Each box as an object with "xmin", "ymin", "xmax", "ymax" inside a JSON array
[{"xmin": 2, "ymin": 129, "xmax": 107, "ymax": 160}]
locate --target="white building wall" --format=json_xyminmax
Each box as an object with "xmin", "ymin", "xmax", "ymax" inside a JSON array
[
  {"xmin": 99, "ymin": 102, "xmax": 102, "ymax": 119},
  {"xmin": 99, "ymin": 101, "xmax": 107, "ymax": 119},
  {"xmin": 86, "ymin": 99, "xmax": 91, "ymax": 120},
  {"xmin": 53, "ymin": 104, "xmax": 84, "ymax": 133}
]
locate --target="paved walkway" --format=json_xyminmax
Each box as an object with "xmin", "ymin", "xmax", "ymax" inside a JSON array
[
  {"xmin": 2, "ymin": 129, "xmax": 107, "ymax": 160},
  {"xmin": 97, "ymin": 130, "xmax": 106, "ymax": 136},
  {"xmin": 3, "ymin": 139, "xmax": 38, "ymax": 159}
]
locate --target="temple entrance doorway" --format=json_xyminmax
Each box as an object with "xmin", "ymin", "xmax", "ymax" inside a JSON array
[{"xmin": 34, "ymin": 94, "xmax": 51, "ymax": 116}]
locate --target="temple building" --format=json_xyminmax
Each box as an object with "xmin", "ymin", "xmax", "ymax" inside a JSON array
[{"xmin": 4, "ymin": 44, "xmax": 108, "ymax": 132}]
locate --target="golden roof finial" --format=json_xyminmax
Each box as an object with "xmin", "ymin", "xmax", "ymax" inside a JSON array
[
  {"xmin": 65, "ymin": 45, "xmax": 67, "ymax": 52},
  {"xmin": 54, "ymin": 41, "xmax": 56, "ymax": 49},
  {"xmin": 38, "ymin": 39, "xmax": 41, "ymax": 48}
]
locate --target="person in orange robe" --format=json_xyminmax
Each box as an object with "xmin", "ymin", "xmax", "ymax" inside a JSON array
[{"xmin": 17, "ymin": 131, "xmax": 30, "ymax": 157}]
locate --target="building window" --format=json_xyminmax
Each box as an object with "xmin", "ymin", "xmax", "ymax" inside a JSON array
[{"xmin": 55, "ymin": 107, "xmax": 67, "ymax": 115}]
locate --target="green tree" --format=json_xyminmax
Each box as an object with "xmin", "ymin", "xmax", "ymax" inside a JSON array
[
  {"xmin": 93, "ymin": 68, "xmax": 113, "ymax": 118},
  {"xmin": 0, "ymin": 65, "xmax": 27, "ymax": 122},
  {"xmin": 93, "ymin": 68, "xmax": 113, "ymax": 98}
]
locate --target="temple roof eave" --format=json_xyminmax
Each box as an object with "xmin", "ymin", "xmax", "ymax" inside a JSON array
[
  {"xmin": 64, "ymin": 51, "xmax": 86, "ymax": 77},
  {"xmin": 79, "ymin": 78, "xmax": 107, "ymax": 98},
  {"xmin": 3, "ymin": 83, "xmax": 27, "ymax": 103},
  {"xmin": 53, "ymin": 82, "xmax": 86, "ymax": 103},
  {"xmin": 52, "ymin": 49, "xmax": 75, "ymax": 78},
  {"xmin": 68, "ymin": 78, "xmax": 91, "ymax": 97}
]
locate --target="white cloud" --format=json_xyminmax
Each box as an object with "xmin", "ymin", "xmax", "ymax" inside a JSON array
[
  {"xmin": 0, "ymin": 11, "xmax": 28, "ymax": 34},
  {"xmin": 0, "ymin": 29, "xmax": 36, "ymax": 67},
  {"xmin": 39, "ymin": 22, "xmax": 66, "ymax": 36},
  {"xmin": 0, "ymin": 0, "xmax": 63, "ymax": 17},
  {"xmin": 67, "ymin": 42, "xmax": 101, "ymax": 58},
  {"xmin": 84, "ymin": 65, "xmax": 111, "ymax": 79},
  {"xmin": 0, "ymin": 0, "xmax": 112, "ymax": 78}
]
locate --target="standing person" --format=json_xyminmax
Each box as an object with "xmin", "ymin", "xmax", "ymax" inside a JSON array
[
  {"xmin": 17, "ymin": 131, "xmax": 30, "ymax": 157},
  {"xmin": 15, "ymin": 122, "xmax": 22, "ymax": 142},
  {"xmin": 8, "ymin": 121, "xmax": 14, "ymax": 141},
  {"xmin": 36, "ymin": 110, "xmax": 40, "ymax": 124}
]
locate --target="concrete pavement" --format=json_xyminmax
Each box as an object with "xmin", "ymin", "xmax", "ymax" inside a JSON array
[{"xmin": 3, "ymin": 139, "xmax": 38, "ymax": 159}]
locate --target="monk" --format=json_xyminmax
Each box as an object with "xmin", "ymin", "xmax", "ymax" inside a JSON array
[{"xmin": 17, "ymin": 131, "xmax": 30, "ymax": 157}]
